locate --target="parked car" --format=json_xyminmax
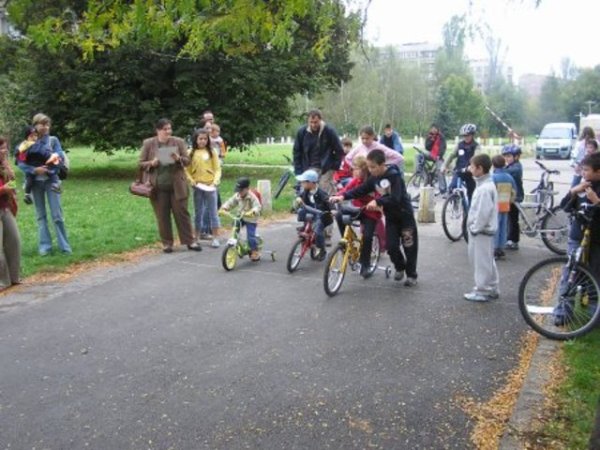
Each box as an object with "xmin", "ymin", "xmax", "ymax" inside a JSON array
[{"xmin": 535, "ymin": 122, "xmax": 577, "ymax": 160}]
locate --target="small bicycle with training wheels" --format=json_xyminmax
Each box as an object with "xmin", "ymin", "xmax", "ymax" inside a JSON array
[
  {"xmin": 219, "ymin": 210, "xmax": 275, "ymax": 271},
  {"xmin": 286, "ymin": 204, "xmax": 329, "ymax": 273},
  {"xmin": 518, "ymin": 205, "xmax": 600, "ymax": 340},
  {"xmin": 323, "ymin": 204, "xmax": 390, "ymax": 296}
]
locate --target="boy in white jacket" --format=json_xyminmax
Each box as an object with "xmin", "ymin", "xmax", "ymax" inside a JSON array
[{"xmin": 464, "ymin": 154, "xmax": 499, "ymax": 302}]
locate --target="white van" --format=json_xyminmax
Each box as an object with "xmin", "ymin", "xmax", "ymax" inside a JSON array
[{"xmin": 535, "ymin": 122, "xmax": 577, "ymax": 160}]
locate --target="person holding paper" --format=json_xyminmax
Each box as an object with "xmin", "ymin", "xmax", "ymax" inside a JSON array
[
  {"xmin": 185, "ymin": 128, "xmax": 222, "ymax": 248},
  {"xmin": 138, "ymin": 118, "xmax": 201, "ymax": 253}
]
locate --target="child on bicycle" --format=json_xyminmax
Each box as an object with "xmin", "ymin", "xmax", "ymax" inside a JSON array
[
  {"xmin": 295, "ymin": 169, "xmax": 332, "ymax": 260},
  {"xmin": 333, "ymin": 137, "xmax": 354, "ymax": 188},
  {"xmin": 491, "ymin": 154, "xmax": 516, "ymax": 260},
  {"xmin": 554, "ymin": 152, "xmax": 600, "ymax": 324},
  {"xmin": 334, "ymin": 155, "xmax": 383, "ymax": 278},
  {"xmin": 502, "ymin": 144, "xmax": 524, "ymax": 250},
  {"xmin": 220, "ymin": 177, "xmax": 262, "ymax": 261},
  {"xmin": 464, "ymin": 154, "xmax": 499, "ymax": 302},
  {"xmin": 331, "ymin": 149, "xmax": 418, "ymax": 286},
  {"xmin": 442, "ymin": 123, "xmax": 479, "ymax": 202}
]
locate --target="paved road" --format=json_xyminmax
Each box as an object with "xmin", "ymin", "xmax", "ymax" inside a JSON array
[{"xmin": 0, "ymin": 189, "xmax": 562, "ymax": 450}]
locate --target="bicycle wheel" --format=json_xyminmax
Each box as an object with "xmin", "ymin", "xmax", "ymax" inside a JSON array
[
  {"xmin": 274, "ymin": 171, "xmax": 291, "ymax": 199},
  {"xmin": 540, "ymin": 206, "xmax": 570, "ymax": 255},
  {"xmin": 442, "ymin": 193, "xmax": 465, "ymax": 242},
  {"xmin": 323, "ymin": 245, "xmax": 347, "ymax": 296},
  {"xmin": 367, "ymin": 234, "xmax": 381, "ymax": 275},
  {"xmin": 518, "ymin": 256, "xmax": 600, "ymax": 340},
  {"xmin": 406, "ymin": 172, "xmax": 425, "ymax": 202},
  {"xmin": 222, "ymin": 244, "xmax": 238, "ymax": 271},
  {"xmin": 286, "ymin": 238, "xmax": 306, "ymax": 273}
]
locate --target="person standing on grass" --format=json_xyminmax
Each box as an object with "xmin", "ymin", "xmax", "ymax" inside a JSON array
[
  {"xmin": 185, "ymin": 128, "xmax": 221, "ymax": 248},
  {"xmin": 0, "ymin": 136, "xmax": 20, "ymax": 288},
  {"xmin": 293, "ymin": 109, "xmax": 344, "ymax": 243},
  {"xmin": 464, "ymin": 154, "xmax": 499, "ymax": 302},
  {"xmin": 139, "ymin": 118, "xmax": 202, "ymax": 254},
  {"xmin": 20, "ymin": 113, "xmax": 71, "ymax": 256}
]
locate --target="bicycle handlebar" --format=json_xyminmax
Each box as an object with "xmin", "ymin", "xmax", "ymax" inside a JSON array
[{"xmin": 534, "ymin": 160, "xmax": 560, "ymax": 175}]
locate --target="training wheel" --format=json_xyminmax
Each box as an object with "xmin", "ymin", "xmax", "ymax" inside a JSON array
[{"xmin": 385, "ymin": 266, "xmax": 392, "ymax": 279}]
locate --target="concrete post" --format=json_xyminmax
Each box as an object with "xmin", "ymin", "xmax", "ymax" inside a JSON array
[
  {"xmin": 257, "ymin": 180, "xmax": 272, "ymax": 213},
  {"xmin": 417, "ymin": 186, "xmax": 435, "ymax": 223}
]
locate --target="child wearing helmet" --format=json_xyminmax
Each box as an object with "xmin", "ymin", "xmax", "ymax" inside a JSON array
[
  {"xmin": 220, "ymin": 177, "xmax": 262, "ymax": 261},
  {"xmin": 295, "ymin": 169, "xmax": 333, "ymax": 260},
  {"xmin": 501, "ymin": 144, "xmax": 524, "ymax": 250},
  {"xmin": 442, "ymin": 123, "xmax": 479, "ymax": 202}
]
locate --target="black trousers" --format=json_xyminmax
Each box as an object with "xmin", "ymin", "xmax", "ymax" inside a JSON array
[
  {"xmin": 386, "ymin": 212, "xmax": 418, "ymax": 278},
  {"xmin": 508, "ymin": 203, "xmax": 520, "ymax": 243}
]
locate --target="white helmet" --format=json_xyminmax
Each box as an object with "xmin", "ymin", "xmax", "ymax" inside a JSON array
[{"xmin": 459, "ymin": 123, "xmax": 477, "ymax": 136}]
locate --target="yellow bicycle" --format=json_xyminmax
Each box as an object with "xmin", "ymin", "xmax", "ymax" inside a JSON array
[{"xmin": 323, "ymin": 205, "xmax": 388, "ymax": 296}]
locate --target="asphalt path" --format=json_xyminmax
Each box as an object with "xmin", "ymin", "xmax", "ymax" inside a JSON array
[{"xmin": 0, "ymin": 159, "xmax": 573, "ymax": 449}]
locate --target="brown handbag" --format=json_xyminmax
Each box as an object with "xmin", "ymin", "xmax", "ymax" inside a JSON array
[{"xmin": 129, "ymin": 167, "xmax": 154, "ymax": 198}]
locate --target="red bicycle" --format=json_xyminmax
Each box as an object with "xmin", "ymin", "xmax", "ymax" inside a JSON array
[{"xmin": 286, "ymin": 207, "xmax": 326, "ymax": 273}]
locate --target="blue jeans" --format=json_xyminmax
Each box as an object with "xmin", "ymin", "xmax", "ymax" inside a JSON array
[
  {"xmin": 297, "ymin": 208, "xmax": 325, "ymax": 249},
  {"xmin": 494, "ymin": 212, "xmax": 508, "ymax": 250},
  {"xmin": 31, "ymin": 178, "xmax": 71, "ymax": 255},
  {"xmin": 193, "ymin": 188, "xmax": 220, "ymax": 235},
  {"xmin": 241, "ymin": 220, "xmax": 258, "ymax": 251}
]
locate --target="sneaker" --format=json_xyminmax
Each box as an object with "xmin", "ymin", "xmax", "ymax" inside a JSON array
[
  {"xmin": 23, "ymin": 193, "xmax": 33, "ymax": 205},
  {"xmin": 404, "ymin": 277, "xmax": 418, "ymax": 287},
  {"xmin": 394, "ymin": 270, "xmax": 405, "ymax": 282},
  {"xmin": 505, "ymin": 241, "xmax": 519, "ymax": 250},
  {"xmin": 250, "ymin": 250, "xmax": 261, "ymax": 261},
  {"xmin": 486, "ymin": 291, "xmax": 500, "ymax": 300},
  {"xmin": 187, "ymin": 243, "xmax": 202, "ymax": 251},
  {"xmin": 463, "ymin": 291, "xmax": 491, "ymax": 302},
  {"xmin": 494, "ymin": 249, "xmax": 506, "ymax": 260},
  {"xmin": 359, "ymin": 264, "xmax": 373, "ymax": 279},
  {"xmin": 163, "ymin": 246, "xmax": 173, "ymax": 254},
  {"xmin": 211, "ymin": 239, "xmax": 220, "ymax": 248},
  {"xmin": 199, "ymin": 233, "xmax": 213, "ymax": 240},
  {"xmin": 315, "ymin": 248, "xmax": 327, "ymax": 261}
]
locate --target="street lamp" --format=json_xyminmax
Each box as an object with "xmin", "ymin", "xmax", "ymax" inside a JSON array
[{"xmin": 584, "ymin": 100, "xmax": 596, "ymax": 115}]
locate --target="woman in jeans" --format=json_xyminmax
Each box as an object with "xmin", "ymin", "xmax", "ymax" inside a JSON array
[
  {"xmin": 23, "ymin": 113, "xmax": 71, "ymax": 256},
  {"xmin": 0, "ymin": 137, "xmax": 20, "ymax": 287},
  {"xmin": 185, "ymin": 128, "xmax": 221, "ymax": 248}
]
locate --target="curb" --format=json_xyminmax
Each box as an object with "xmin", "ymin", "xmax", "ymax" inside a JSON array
[{"xmin": 499, "ymin": 337, "xmax": 559, "ymax": 449}]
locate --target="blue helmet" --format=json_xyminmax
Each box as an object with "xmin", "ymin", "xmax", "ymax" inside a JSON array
[{"xmin": 501, "ymin": 144, "xmax": 522, "ymax": 156}]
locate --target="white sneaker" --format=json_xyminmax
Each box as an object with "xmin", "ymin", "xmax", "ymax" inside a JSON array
[
  {"xmin": 404, "ymin": 277, "xmax": 418, "ymax": 287},
  {"xmin": 211, "ymin": 239, "xmax": 220, "ymax": 248}
]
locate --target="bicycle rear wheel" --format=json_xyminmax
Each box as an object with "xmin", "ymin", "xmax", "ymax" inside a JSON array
[
  {"xmin": 442, "ymin": 193, "xmax": 465, "ymax": 242},
  {"xmin": 323, "ymin": 245, "xmax": 347, "ymax": 296},
  {"xmin": 518, "ymin": 256, "xmax": 600, "ymax": 340},
  {"xmin": 540, "ymin": 206, "xmax": 570, "ymax": 255},
  {"xmin": 274, "ymin": 171, "xmax": 291, "ymax": 199},
  {"xmin": 286, "ymin": 238, "xmax": 307, "ymax": 273}
]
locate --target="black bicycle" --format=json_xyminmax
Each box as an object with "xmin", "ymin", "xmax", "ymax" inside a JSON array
[
  {"xmin": 274, "ymin": 155, "xmax": 295, "ymax": 199},
  {"xmin": 406, "ymin": 146, "xmax": 443, "ymax": 203},
  {"xmin": 518, "ymin": 205, "xmax": 600, "ymax": 340}
]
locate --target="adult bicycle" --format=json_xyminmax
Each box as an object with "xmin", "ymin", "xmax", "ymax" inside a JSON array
[
  {"xmin": 441, "ymin": 169, "xmax": 469, "ymax": 243},
  {"xmin": 406, "ymin": 146, "xmax": 446, "ymax": 203},
  {"xmin": 518, "ymin": 205, "xmax": 600, "ymax": 340},
  {"xmin": 274, "ymin": 155, "xmax": 295, "ymax": 200},
  {"xmin": 530, "ymin": 160, "xmax": 559, "ymax": 211},
  {"xmin": 513, "ymin": 201, "xmax": 569, "ymax": 255}
]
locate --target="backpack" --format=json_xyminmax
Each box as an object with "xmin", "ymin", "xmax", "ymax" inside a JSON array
[{"xmin": 250, "ymin": 188, "xmax": 262, "ymax": 206}]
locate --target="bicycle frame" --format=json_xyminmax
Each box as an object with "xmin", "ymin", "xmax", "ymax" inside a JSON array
[{"xmin": 515, "ymin": 201, "xmax": 553, "ymax": 237}]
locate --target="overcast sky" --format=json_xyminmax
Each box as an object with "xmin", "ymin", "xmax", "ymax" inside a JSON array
[{"xmin": 364, "ymin": 0, "xmax": 600, "ymax": 79}]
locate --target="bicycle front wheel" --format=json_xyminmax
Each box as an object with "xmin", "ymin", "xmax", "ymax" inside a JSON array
[
  {"xmin": 518, "ymin": 256, "xmax": 600, "ymax": 340},
  {"xmin": 406, "ymin": 172, "xmax": 425, "ymax": 202},
  {"xmin": 323, "ymin": 245, "xmax": 348, "ymax": 297},
  {"xmin": 367, "ymin": 234, "xmax": 381, "ymax": 275},
  {"xmin": 222, "ymin": 244, "xmax": 238, "ymax": 271},
  {"xmin": 286, "ymin": 238, "xmax": 306, "ymax": 273},
  {"xmin": 540, "ymin": 206, "xmax": 570, "ymax": 255},
  {"xmin": 442, "ymin": 193, "xmax": 466, "ymax": 242}
]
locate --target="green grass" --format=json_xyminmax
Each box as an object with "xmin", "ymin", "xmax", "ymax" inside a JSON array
[
  {"xmin": 539, "ymin": 329, "xmax": 600, "ymax": 448},
  {"xmin": 16, "ymin": 146, "xmax": 297, "ymax": 277}
]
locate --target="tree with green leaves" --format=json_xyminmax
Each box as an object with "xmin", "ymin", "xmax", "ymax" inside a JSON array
[{"xmin": 2, "ymin": 0, "xmax": 359, "ymax": 150}]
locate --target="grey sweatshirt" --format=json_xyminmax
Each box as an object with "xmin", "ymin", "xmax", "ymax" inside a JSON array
[{"xmin": 467, "ymin": 173, "xmax": 498, "ymax": 236}]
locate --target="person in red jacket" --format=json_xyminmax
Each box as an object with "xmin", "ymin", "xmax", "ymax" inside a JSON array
[
  {"xmin": 335, "ymin": 155, "xmax": 383, "ymax": 278},
  {"xmin": 333, "ymin": 137, "xmax": 353, "ymax": 187}
]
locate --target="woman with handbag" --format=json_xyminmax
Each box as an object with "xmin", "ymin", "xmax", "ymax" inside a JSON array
[
  {"xmin": 0, "ymin": 136, "xmax": 21, "ymax": 288},
  {"xmin": 138, "ymin": 118, "xmax": 201, "ymax": 253}
]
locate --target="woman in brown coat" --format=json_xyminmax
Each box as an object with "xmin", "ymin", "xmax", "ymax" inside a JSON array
[{"xmin": 138, "ymin": 118, "xmax": 201, "ymax": 253}]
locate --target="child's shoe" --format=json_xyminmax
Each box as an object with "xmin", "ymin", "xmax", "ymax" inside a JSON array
[
  {"xmin": 505, "ymin": 241, "xmax": 519, "ymax": 250},
  {"xmin": 394, "ymin": 269, "xmax": 405, "ymax": 282},
  {"xmin": 23, "ymin": 193, "xmax": 33, "ymax": 205},
  {"xmin": 494, "ymin": 249, "xmax": 506, "ymax": 260},
  {"xmin": 404, "ymin": 277, "xmax": 418, "ymax": 287},
  {"xmin": 463, "ymin": 291, "xmax": 490, "ymax": 302},
  {"xmin": 315, "ymin": 247, "xmax": 327, "ymax": 261},
  {"xmin": 211, "ymin": 238, "xmax": 220, "ymax": 248},
  {"xmin": 250, "ymin": 250, "xmax": 261, "ymax": 261}
]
